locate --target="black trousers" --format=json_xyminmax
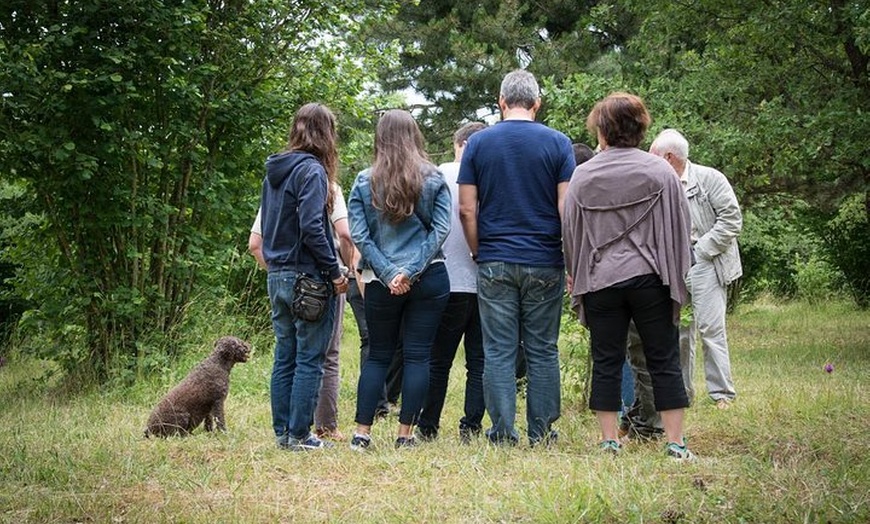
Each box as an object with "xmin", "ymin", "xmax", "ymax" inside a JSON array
[
  {"xmin": 418, "ymin": 292, "xmax": 485, "ymax": 434},
  {"xmin": 583, "ymin": 276, "xmax": 688, "ymax": 412}
]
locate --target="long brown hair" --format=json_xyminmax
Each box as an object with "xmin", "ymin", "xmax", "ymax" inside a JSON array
[
  {"xmin": 286, "ymin": 103, "xmax": 339, "ymax": 214},
  {"xmin": 370, "ymin": 109, "xmax": 434, "ymax": 223}
]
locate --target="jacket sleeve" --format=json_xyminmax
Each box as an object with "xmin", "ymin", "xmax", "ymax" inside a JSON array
[
  {"xmin": 405, "ymin": 175, "xmax": 452, "ymax": 283},
  {"xmin": 561, "ymin": 179, "xmax": 584, "ymax": 317},
  {"xmin": 694, "ymin": 167, "xmax": 742, "ymax": 260},
  {"xmin": 297, "ymin": 164, "xmax": 340, "ymax": 280}
]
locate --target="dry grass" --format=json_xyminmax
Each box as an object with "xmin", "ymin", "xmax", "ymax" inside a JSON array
[{"xmin": 0, "ymin": 299, "xmax": 868, "ymax": 523}]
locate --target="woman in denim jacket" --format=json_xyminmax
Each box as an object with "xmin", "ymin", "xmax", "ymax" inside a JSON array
[{"xmin": 348, "ymin": 110, "xmax": 452, "ymax": 450}]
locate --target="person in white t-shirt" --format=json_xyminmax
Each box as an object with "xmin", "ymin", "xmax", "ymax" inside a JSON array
[{"xmin": 416, "ymin": 122, "xmax": 488, "ymax": 443}]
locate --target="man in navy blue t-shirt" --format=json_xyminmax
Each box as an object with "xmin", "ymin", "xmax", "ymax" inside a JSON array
[{"xmin": 458, "ymin": 69, "xmax": 575, "ymax": 446}]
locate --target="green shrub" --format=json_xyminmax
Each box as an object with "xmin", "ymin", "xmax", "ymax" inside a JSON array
[
  {"xmin": 739, "ymin": 197, "xmax": 826, "ymax": 299},
  {"xmin": 823, "ymin": 192, "xmax": 870, "ymax": 307},
  {"xmin": 792, "ymin": 253, "xmax": 843, "ymax": 304}
]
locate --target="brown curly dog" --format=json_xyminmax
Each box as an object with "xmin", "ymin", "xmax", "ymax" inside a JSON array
[{"xmin": 144, "ymin": 336, "xmax": 252, "ymax": 438}]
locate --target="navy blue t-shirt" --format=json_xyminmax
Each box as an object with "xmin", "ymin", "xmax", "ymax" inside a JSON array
[{"xmin": 458, "ymin": 119, "xmax": 575, "ymax": 267}]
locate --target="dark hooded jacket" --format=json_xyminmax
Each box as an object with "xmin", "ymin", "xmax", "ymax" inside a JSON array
[{"xmin": 259, "ymin": 151, "xmax": 340, "ymax": 281}]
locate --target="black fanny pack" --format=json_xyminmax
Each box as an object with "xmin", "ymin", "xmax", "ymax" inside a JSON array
[{"xmin": 292, "ymin": 274, "xmax": 330, "ymax": 322}]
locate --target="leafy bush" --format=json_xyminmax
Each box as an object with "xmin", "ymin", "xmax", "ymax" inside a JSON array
[
  {"xmin": 559, "ymin": 300, "xmax": 591, "ymax": 407},
  {"xmin": 823, "ymin": 192, "xmax": 870, "ymax": 307},
  {"xmin": 0, "ymin": 178, "xmax": 37, "ymax": 351},
  {"xmin": 792, "ymin": 254, "xmax": 843, "ymax": 304},
  {"xmin": 738, "ymin": 197, "xmax": 827, "ymax": 299}
]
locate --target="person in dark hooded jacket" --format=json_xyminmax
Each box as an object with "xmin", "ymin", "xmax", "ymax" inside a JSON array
[{"xmin": 259, "ymin": 103, "xmax": 350, "ymax": 451}]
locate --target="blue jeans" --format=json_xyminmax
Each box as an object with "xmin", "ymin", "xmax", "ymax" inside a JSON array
[
  {"xmin": 313, "ymin": 293, "xmax": 344, "ymax": 431},
  {"xmin": 478, "ymin": 262, "xmax": 564, "ymax": 444},
  {"xmin": 346, "ymin": 277, "xmax": 369, "ymax": 361},
  {"xmin": 268, "ymin": 270, "xmax": 336, "ymax": 441},
  {"xmin": 354, "ymin": 263, "xmax": 450, "ymax": 426},
  {"xmin": 418, "ymin": 292, "xmax": 485, "ymax": 435}
]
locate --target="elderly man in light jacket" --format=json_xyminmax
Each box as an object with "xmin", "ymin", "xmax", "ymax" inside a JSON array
[
  {"xmin": 621, "ymin": 129, "xmax": 742, "ymax": 439},
  {"xmin": 652, "ymin": 129, "xmax": 742, "ymax": 408}
]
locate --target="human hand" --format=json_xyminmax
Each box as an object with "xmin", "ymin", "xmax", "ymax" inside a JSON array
[
  {"xmin": 388, "ymin": 272, "xmax": 411, "ymax": 295},
  {"xmin": 332, "ymin": 274, "xmax": 349, "ymax": 295}
]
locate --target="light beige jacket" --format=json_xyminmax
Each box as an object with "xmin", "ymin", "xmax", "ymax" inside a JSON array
[{"xmin": 684, "ymin": 161, "xmax": 743, "ymax": 286}]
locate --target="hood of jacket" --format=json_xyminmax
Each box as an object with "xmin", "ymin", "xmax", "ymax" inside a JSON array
[{"xmin": 265, "ymin": 151, "xmax": 317, "ymax": 189}]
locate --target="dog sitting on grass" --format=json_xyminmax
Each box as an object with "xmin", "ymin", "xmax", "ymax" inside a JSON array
[{"xmin": 144, "ymin": 336, "xmax": 251, "ymax": 438}]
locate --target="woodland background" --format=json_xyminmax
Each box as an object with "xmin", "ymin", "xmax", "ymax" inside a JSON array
[{"xmin": 1, "ymin": 0, "xmax": 868, "ymax": 384}]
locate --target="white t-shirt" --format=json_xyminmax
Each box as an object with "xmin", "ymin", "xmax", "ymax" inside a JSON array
[{"xmin": 438, "ymin": 161, "xmax": 477, "ymax": 293}]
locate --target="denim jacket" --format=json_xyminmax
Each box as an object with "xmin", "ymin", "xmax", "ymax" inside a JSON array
[{"xmin": 348, "ymin": 167, "xmax": 451, "ymax": 285}]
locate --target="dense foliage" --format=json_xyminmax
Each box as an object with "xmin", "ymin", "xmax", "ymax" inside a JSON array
[
  {"xmin": 548, "ymin": 0, "xmax": 869, "ymax": 302},
  {"xmin": 364, "ymin": 0, "xmax": 869, "ymax": 302},
  {"xmin": 360, "ymin": 0, "xmax": 639, "ymax": 153},
  {"xmin": 0, "ymin": 0, "xmax": 396, "ymax": 379}
]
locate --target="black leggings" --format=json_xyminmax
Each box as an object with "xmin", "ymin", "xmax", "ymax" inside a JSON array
[{"xmin": 583, "ymin": 276, "xmax": 688, "ymax": 412}]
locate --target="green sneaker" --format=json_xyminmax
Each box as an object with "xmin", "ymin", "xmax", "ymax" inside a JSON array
[
  {"xmin": 598, "ymin": 439, "xmax": 622, "ymax": 455},
  {"xmin": 665, "ymin": 441, "xmax": 696, "ymax": 461}
]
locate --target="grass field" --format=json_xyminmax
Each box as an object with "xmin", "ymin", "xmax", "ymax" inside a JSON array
[{"xmin": 1, "ymin": 299, "xmax": 868, "ymax": 523}]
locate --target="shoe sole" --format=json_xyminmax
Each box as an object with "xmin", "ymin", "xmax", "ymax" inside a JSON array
[{"xmin": 288, "ymin": 444, "xmax": 328, "ymax": 451}]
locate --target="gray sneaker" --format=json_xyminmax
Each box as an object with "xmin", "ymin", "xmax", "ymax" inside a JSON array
[
  {"xmin": 350, "ymin": 433, "xmax": 372, "ymax": 452},
  {"xmin": 598, "ymin": 439, "xmax": 622, "ymax": 456},
  {"xmin": 284, "ymin": 433, "xmax": 333, "ymax": 451},
  {"xmin": 665, "ymin": 441, "xmax": 696, "ymax": 461},
  {"xmin": 394, "ymin": 436, "xmax": 418, "ymax": 449}
]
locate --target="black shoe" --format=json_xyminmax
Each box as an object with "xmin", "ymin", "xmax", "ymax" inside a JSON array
[
  {"xmin": 395, "ymin": 436, "xmax": 418, "ymax": 449},
  {"xmin": 459, "ymin": 424, "xmax": 481, "ymax": 444},
  {"xmin": 530, "ymin": 429, "xmax": 558, "ymax": 448},
  {"xmin": 485, "ymin": 429, "xmax": 519, "ymax": 447},
  {"xmin": 415, "ymin": 426, "xmax": 438, "ymax": 442}
]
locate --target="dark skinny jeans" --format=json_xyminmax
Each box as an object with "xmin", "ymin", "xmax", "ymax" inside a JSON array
[{"xmin": 354, "ymin": 263, "xmax": 450, "ymax": 426}]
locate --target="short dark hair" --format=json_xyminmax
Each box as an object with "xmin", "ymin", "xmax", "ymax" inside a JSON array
[
  {"xmin": 586, "ymin": 92, "xmax": 651, "ymax": 148},
  {"xmin": 453, "ymin": 122, "xmax": 487, "ymax": 145},
  {"xmin": 572, "ymin": 143, "xmax": 595, "ymax": 165}
]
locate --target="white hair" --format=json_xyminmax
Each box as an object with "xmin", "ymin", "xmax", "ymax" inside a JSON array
[{"xmin": 651, "ymin": 129, "xmax": 690, "ymax": 159}]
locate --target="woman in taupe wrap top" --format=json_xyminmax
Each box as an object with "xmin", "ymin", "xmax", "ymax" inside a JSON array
[{"xmin": 562, "ymin": 92, "xmax": 696, "ymax": 460}]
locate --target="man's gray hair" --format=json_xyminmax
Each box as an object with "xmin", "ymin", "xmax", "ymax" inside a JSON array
[
  {"xmin": 651, "ymin": 128, "xmax": 690, "ymax": 159},
  {"xmin": 500, "ymin": 69, "xmax": 539, "ymax": 110}
]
